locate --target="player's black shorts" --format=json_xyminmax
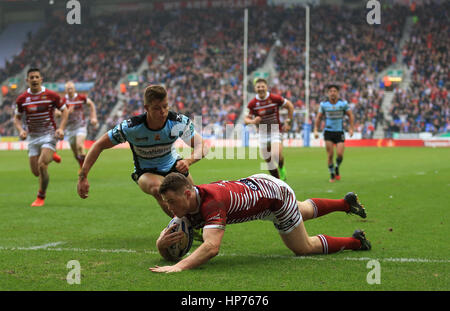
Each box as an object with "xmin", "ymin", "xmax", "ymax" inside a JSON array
[
  {"xmin": 324, "ymin": 131, "xmax": 345, "ymax": 144},
  {"xmin": 131, "ymin": 159, "xmax": 189, "ymax": 183}
]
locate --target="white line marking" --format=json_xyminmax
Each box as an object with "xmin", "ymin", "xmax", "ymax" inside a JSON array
[
  {"xmin": 20, "ymin": 241, "xmax": 65, "ymax": 250},
  {"xmin": 0, "ymin": 245, "xmax": 448, "ymax": 264}
]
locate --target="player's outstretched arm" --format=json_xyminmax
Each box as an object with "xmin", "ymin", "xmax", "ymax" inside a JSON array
[
  {"xmin": 346, "ymin": 110, "xmax": 354, "ymax": 137},
  {"xmin": 55, "ymin": 107, "xmax": 69, "ymax": 140},
  {"xmin": 77, "ymin": 133, "xmax": 115, "ymax": 199},
  {"xmin": 177, "ymin": 132, "xmax": 209, "ymax": 173},
  {"xmin": 150, "ymin": 228, "xmax": 224, "ymax": 273},
  {"xmin": 86, "ymin": 98, "xmax": 98, "ymax": 128},
  {"xmin": 14, "ymin": 114, "xmax": 27, "ymax": 140},
  {"xmin": 282, "ymin": 100, "xmax": 294, "ymax": 132},
  {"xmin": 314, "ymin": 112, "xmax": 323, "ymax": 138},
  {"xmin": 244, "ymin": 114, "xmax": 261, "ymax": 125}
]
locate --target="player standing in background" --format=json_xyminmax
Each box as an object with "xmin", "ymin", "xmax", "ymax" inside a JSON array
[
  {"xmin": 14, "ymin": 68, "xmax": 69, "ymax": 207},
  {"xmin": 314, "ymin": 84, "xmax": 354, "ymax": 182},
  {"xmin": 77, "ymin": 85, "xmax": 208, "ymax": 235},
  {"xmin": 245, "ymin": 78, "xmax": 294, "ymax": 181},
  {"xmin": 150, "ymin": 172, "xmax": 369, "ymax": 272},
  {"xmin": 61, "ymin": 81, "xmax": 98, "ymax": 169}
]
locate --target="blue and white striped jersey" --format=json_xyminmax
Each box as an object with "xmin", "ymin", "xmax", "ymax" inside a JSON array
[
  {"xmin": 319, "ymin": 99, "xmax": 349, "ymax": 132},
  {"xmin": 108, "ymin": 111, "xmax": 195, "ymax": 172}
]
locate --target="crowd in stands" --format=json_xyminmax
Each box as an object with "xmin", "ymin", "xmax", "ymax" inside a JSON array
[
  {"xmin": 388, "ymin": 1, "xmax": 449, "ymax": 135},
  {"xmin": 272, "ymin": 4, "xmax": 408, "ymax": 138},
  {"xmin": 0, "ymin": 3, "xmax": 448, "ymax": 141},
  {"xmin": 0, "ymin": 10, "xmax": 172, "ymax": 139},
  {"xmin": 109, "ymin": 8, "xmax": 283, "ymax": 137}
]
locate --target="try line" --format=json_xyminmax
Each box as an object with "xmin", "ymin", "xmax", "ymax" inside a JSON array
[{"xmin": 0, "ymin": 244, "xmax": 448, "ymax": 264}]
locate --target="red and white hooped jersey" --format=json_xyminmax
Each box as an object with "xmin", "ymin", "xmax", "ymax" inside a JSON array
[
  {"xmin": 15, "ymin": 87, "xmax": 65, "ymax": 136},
  {"xmin": 247, "ymin": 92, "xmax": 287, "ymax": 131},
  {"xmin": 186, "ymin": 174, "xmax": 297, "ymax": 230},
  {"xmin": 62, "ymin": 93, "xmax": 88, "ymax": 131}
]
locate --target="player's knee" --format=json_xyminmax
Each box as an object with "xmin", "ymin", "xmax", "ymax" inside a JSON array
[
  {"xmin": 37, "ymin": 160, "xmax": 49, "ymax": 171},
  {"xmin": 293, "ymin": 243, "xmax": 314, "ymax": 256},
  {"xmin": 145, "ymin": 184, "xmax": 161, "ymax": 198},
  {"xmin": 76, "ymin": 145, "xmax": 84, "ymax": 154},
  {"xmin": 291, "ymin": 236, "xmax": 316, "ymax": 256}
]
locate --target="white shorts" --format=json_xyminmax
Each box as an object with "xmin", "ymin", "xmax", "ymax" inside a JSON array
[
  {"xmin": 65, "ymin": 127, "xmax": 87, "ymax": 145},
  {"xmin": 259, "ymin": 132, "xmax": 282, "ymax": 149},
  {"xmin": 250, "ymin": 173, "xmax": 302, "ymax": 234},
  {"xmin": 28, "ymin": 134, "xmax": 56, "ymax": 157}
]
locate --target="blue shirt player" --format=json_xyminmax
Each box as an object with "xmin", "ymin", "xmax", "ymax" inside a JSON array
[
  {"xmin": 77, "ymin": 85, "xmax": 208, "ymax": 218},
  {"xmin": 314, "ymin": 84, "xmax": 354, "ymax": 182}
]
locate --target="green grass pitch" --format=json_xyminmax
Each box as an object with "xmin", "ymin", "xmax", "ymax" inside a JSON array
[{"xmin": 0, "ymin": 147, "xmax": 449, "ymax": 291}]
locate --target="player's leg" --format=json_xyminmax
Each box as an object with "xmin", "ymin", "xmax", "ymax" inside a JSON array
[
  {"xmin": 69, "ymin": 135, "xmax": 78, "ymax": 162},
  {"xmin": 280, "ymin": 222, "xmax": 369, "ymax": 255},
  {"xmin": 335, "ymin": 141, "xmax": 345, "ymax": 180},
  {"xmin": 260, "ymin": 142, "xmax": 280, "ymax": 179},
  {"xmin": 31, "ymin": 147, "xmax": 54, "ymax": 206},
  {"xmin": 74, "ymin": 133, "xmax": 87, "ymax": 168},
  {"xmin": 138, "ymin": 172, "xmax": 173, "ymax": 217},
  {"xmin": 273, "ymin": 140, "xmax": 286, "ymax": 181},
  {"xmin": 28, "ymin": 139, "xmax": 40, "ymax": 177},
  {"xmin": 29, "ymin": 156, "xmax": 40, "ymax": 177},
  {"xmin": 325, "ymin": 140, "xmax": 335, "ymax": 182},
  {"xmin": 279, "ymin": 221, "xmax": 323, "ymax": 255},
  {"xmin": 276, "ymin": 184, "xmax": 370, "ymax": 254},
  {"xmin": 297, "ymin": 192, "xmax": 366, "ymax": 221}
]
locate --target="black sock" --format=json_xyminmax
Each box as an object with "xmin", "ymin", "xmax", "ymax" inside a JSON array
[
  {"xmin": 336, "ymin": 157, "xmax": 343, "ymax": 175},
  {"xmin": 328, "ymin": 164, "xmax": 335, "ymax": 178}
]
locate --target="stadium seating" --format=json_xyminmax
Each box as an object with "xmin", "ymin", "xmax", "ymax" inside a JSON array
[
  {"xmin": 273, "ymin": 4, "xmax": 408, "ymax": 138},
  {"xmin": 0, "ymin": 3, "xmax": 448, "ymax": 139},
  {"xmin": 390, "ymin": 1, "xmax": 449, "ymax": 134}
]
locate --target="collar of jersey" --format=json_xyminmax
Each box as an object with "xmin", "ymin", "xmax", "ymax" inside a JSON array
[
  {"xmin": 256, "ymin": 91, "xmax": 270, "ymax": 101},
  {"xmin": 66, "ymin": 93, "xmax": 78, "ymax": 99},
  {"xmin": 27, "ymin": 86, "xmax": 46, "ymax": 95},
  {"xmin": 144, "ymin": 112, "xmax": 169, "ymax": 131}
]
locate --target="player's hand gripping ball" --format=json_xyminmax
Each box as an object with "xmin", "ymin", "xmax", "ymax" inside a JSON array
[{"xmin": 166, "ymin": 217, "xmax": 194, "ymax": 260}]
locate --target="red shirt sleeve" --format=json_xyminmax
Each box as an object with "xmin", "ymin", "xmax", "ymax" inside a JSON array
[
  {"xmin": 51, "ymin": 91, "xmax": 64, "ymax": 110},
  {"xmin": 79, "ymin": 94, "xmax": 87, "ymax": 104},
  {"xmin": 270, "ymin": 93, "xmax": 286, "ymax": 107},
  {"xmin": 247, "ymin": 99, "xmax": 256, "ymax": 116},
  {"xmin": 201, "ymin": 198, "xmax": 227, "ymax": 230},
  {"xmin": 15, "ymin": 95, "xmax": 25, "ymax": 114}
]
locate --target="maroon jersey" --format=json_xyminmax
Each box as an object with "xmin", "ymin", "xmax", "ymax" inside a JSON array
[
  {"xmin": 15, "ymin": 87, "xmax": 65, "ymax": 136},
  {"xmin": 247, "ymin": 92, "xmax": 287, "ymax": 131},
  {"xmin": 186, "ymin": 175, "xmax": 298, "ymax": 231},
  {"xmin": 62, "ymin": 93, "xmax": 87, "ymax": 130}
]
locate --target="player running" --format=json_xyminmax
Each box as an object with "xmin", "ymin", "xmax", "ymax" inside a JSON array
[
  {"xmin": 150, "ymin": 172, "xmax": 370, "ymax": 273},
  {"xmin": 60, "ymin": 81, "xmax": 98, "ymax": 169},
  {"xmin": 245, "ymin": 78, "xmax": 294, "ymax": 181},
  {"xmin": 313, "ymin": 84, "xmax": 354, "ymax": 182},
  {"xmin": 77, "ymin": 85, "xmax": 208, "ymax": 221},
  {"xmin": 14, "ymin": 68, "xmax": 69, "ymax": 207}
]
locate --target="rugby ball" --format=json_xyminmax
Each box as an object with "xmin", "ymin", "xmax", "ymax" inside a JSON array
[{"xmin": 166, "ymin": 216, "xmax": 194, "ymax": 260}]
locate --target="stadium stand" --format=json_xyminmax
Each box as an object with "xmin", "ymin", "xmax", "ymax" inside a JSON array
[
  {"xmin": 389, "ymin": 1, "xmax": 449, "ymax": 135},
  {"xmin": 0, "ymin": 2, "xmax": 448, "ymax": 140},
  {"xmin": 273, "ymin": 4, "xmax": 408, "ymax": 138}
]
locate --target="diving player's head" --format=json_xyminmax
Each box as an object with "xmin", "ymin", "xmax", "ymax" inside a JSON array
[
  {"xmin": 144, "ymin": 85, "xmax": 169, "ymax": 120},
  {"xmin": 26, "ymin": 68, "xmax": 43, "ymax": 93},
  {"xmin": 254, "ymin": 78, "xmax": 268, "ymax": 99},
  {"xmin": 159, "ymin": 173, "xmax": 195, "ymax": 217},
  {"xmin": 327, "ymin": 84, "xmax": 340, "ymax": 102}
]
